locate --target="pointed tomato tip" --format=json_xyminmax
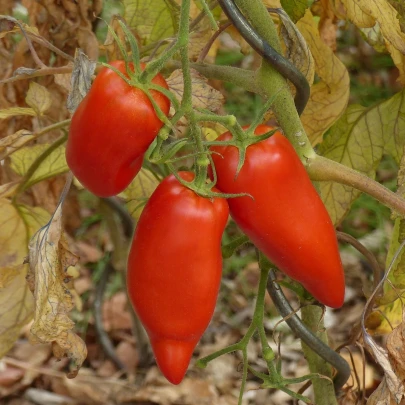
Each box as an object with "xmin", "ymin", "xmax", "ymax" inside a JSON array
[
  {"xmin": 150, "ymin": 338, "xmax": 197, "ymax": 385},
  {"xmin": 322, "ymin": 287, "xmax": 345, "ymax": 309}
]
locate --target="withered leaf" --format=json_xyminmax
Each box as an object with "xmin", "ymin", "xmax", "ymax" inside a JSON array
[
  {"xmin": 27, "ymin": 203, "xmax": 86, "ymax": 378},
  {"xmin": 66, "ymin": 49, "xmax": 96, "ymax": 114},
  {"xmin": 167, "ymin": 69, "xmax": 224, "ymax": 113},
  {"xmin": 297, "ymin": 10, "xmax": 350, "ymax": 145}
]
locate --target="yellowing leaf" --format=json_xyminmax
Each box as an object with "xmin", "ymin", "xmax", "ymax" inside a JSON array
[
  {"xmin": 9, "ymin": 143, "xmax": 69, "ymax": 189},
  {"xmin": 25, "ymin": 82, "xmax": 52, "ymax": 116},
  {"xmin": 0, "ymin": 129, "xmax": 34, "ymax": 161},
  {"xmin": 121, "ymin": 169, "xmax": 160, "ymax": 220},
  {"xmin": 341, "ymin": 0, "xmax": 405, "ymax": 53},
  {"xmin": 280, "ymin": 0, "xmax": 308, "ymax": 23},
  {"xmin": 0, "ymin": 265, "xmax": 33, "ymax": 359},
  {"xmin": 0, "ymin": 199, "xmax": 50, "ymax": 358},
  {"xmin": 318, "ymin": 89, "xmax": 405, "ymax": 225},
  {"xmin": 0, "ymin": 182, "xmax": 19, "ymax": 199},
  {"xmin": 0, "ymin": 107, "xmax": 36, "ymax": 119},
  {"xmin": 124, "ymin": 0, "xmax": 178, "ymax": 45},
  {"xmin": 297, "ymin": 10, "xmax": 350, "ymax": 145},
  {"xmin": 387, "ymin": 0, "xmax": 405, "ymax": 32},
  {"xmin": 263, "ymin": 0, "xmax": 282, "ymax": 8},
  {"xmin": 167, "ymin": 69, "xmax": 225, "ymax": 112},
  {"xmin": 27, "ymin": 203, "xmax": 85, "ymax": 378},
  {"xmin": 366, "ymin": 299, "xmax": 403, "ymax": 335},
  {"xmin": 386, "ymin": 41, "xmax": 405, "ymax": 85}
]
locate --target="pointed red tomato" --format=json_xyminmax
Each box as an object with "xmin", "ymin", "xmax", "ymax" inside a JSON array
[
  {"xmin": 127, "ymin": 172, "xmax": 229, "ymax": 384},
  {"xmin": 210, "ymin": 125, "xmax": 345, "ymax": 308}
]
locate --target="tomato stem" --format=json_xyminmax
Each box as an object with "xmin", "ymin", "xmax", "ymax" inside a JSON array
[
  {"xmin": 106, "ymin": 24, "xmax": 129, "ymax": 63},
  {"xmin": 118, "ymin": 20, "xmax": 142, "ymax": 74},
  {"xmin": 199, "ymin": 0, "xmax": 219, "ymax": 31},
  {"xmin": 197, "ymin": 248, "xmax": 320, "ymax": 404}
]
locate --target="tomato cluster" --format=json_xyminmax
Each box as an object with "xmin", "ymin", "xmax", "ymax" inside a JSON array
[{"xmin": 66, "ymin": 64, "xmax": 344, "ymax": 385}]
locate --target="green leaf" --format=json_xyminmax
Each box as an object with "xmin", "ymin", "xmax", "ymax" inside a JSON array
[
  {"xmin": 280, "ymin": 0, "xmax": 308, "ymax": 23},
  {"xmin": 10, "ymin": 144, "xmax": 69, "ymax": 188},
  {"xmin": 123, "ymin": 0, "xmax": 179, "ymax": 45},
  {"xmin": 318, "ymin": 89, "xmax": 405, "ymax": 225},
  {"xmin": 121, "ymin": 168, "xmax": 160, "ymax": 220}
]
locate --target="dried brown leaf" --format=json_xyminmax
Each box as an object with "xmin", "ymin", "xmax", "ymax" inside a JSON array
[
  {"xmin": 0, "ymin": 130, "xmax": 34, "ymax": 161},
  {"xmin": 367, "ymin": 377, "xmax": 399, "ymax": 405},
  {"xmin": 167, "ymin": 69, "xmax": 224, "ymax": 113},
  {"xmin": 387, "ymin": 315, "xmax": 405, "ymax": 382},
  {"xmin": 363, "ymin": 332, "xmax": 405, "ymax": 403},
  {"xmin": 0, "ymin": 107, "xmax": 36, "ymax": 119},
  {"xmin": 27, "ymin": 203, "xmax": 86, "ymax": 378},
  {"xmin": 66, "ymin": 49, "xmax": 96, "ymax": 114},
  {"xmin": 102, "ymin": 292, "xmax": 132, "ymax": 331},
  {"xmin": 277, "ymin": 9, "xmax": 315, "ymax": 85},
  {"xmin": 319, "ymin": 0, "xmax": 338, "ymax": 50}
]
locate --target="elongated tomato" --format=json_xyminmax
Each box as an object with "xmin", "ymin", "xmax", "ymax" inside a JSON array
[
  {"xmin": 210, "ymin": 125, "xmax": 345, "ymax": 308},
  {"xmin": 127, "ymin": 172, "xmax": 229, "ymax": 384},
  {"xmin": 66, "ymin": 60, "xmax": 170, "ymax": 197}
]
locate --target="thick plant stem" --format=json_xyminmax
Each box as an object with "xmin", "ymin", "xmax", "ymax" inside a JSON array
[
  {"xmin": 232, "ymin": 0, "xmax": 315, "ymax": 157},
  {"xmin": 309, "ymin": 155, "xmax": 405, "ymax": 217},
  {"xmin": 301, "ymin": 305, "xmax": 338, "ymax": 405},
  {"xmin": 231, "ymin": 1, "xmax": 340, "ymax": 402}
]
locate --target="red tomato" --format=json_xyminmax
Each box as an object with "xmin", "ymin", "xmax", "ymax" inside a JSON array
[
  {"xmin": 127, "ymin": 172, "xmax": 229, "ymax": 384},
  {"xmin": 210, "ymin": 125, "xmax": 345, "ymax": 308},
  {"xmin": 66, "ymin": 60, "xmax": 170, "ymax": 197}
]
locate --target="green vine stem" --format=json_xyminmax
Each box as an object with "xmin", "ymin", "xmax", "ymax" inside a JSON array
[
  {"xmin": 301, "ymin": 305, "xmax": 338, "ymax": 405},
  {"xmin": 197, "ymin": 251, "xmax": 324, "ymax": 404},
  {"xmin": 308, "ymin": 155, "xmax": 405, "ymax": 217}
]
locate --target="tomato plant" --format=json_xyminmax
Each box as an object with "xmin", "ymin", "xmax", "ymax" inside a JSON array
[
  {"xmin": 66, "ymin": 60, "xmax": 170, "ymax": 197},
  {"xmin": 210, "ymin": 125, "xmax": 345, "ymax": 308},
  {"xmin": 127, "ymin": 172, "xmax": 229, "ymax": 384}
]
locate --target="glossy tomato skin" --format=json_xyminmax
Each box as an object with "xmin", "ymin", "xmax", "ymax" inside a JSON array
[
  {"xmin": 127, "ymin": 172, "xmax": 229, "ymax": 384},
  {"xmin": 210, "ymin": 125, "xmax": 345, "ymax": 308},
  {"xmin": 66, "ymin": 60, "xmax": 170, "ymax": 197}
]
